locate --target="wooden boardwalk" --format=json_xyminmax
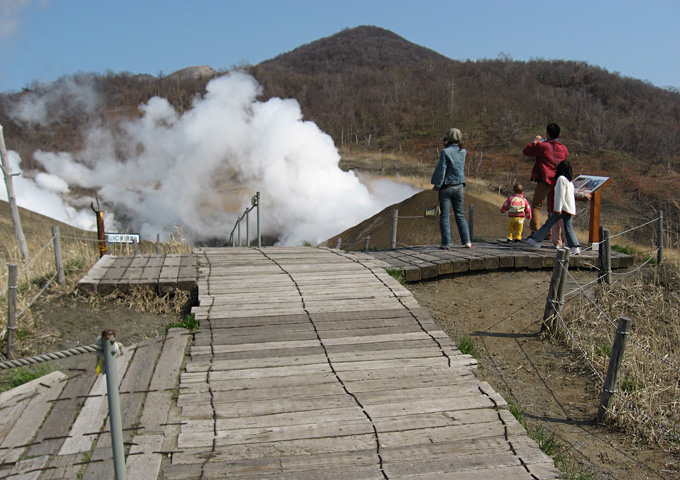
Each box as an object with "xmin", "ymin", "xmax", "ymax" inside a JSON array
[
  {"xmin": 161, "ymin": 246, "xmax": 560, "ymax": 479},
  {"xmin": 0, "ymin": 329, "xmax": 190, "ymax": 479},
  {"xmin": 362, "ymin": 241, "xmax": 633, "ymax": 282},
  {"xmin": 77, "ymin": 253, "xmax": 197, "ymax": 295},
  {"xmin": 0, "ymin": 246, "xmax": 568, "ymax": 479}
]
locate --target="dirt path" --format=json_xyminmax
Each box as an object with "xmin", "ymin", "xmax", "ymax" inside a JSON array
[{"xmin": 406, "ymin": 269, "xmax": 678, "ymax": 480}]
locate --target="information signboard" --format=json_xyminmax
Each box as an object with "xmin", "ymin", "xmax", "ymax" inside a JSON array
[{"xmin": 105, "ymin": 233, "xmax": 140, "ymax": 244}]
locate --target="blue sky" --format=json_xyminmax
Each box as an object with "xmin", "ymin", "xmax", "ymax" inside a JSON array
[{"xmin": 1, "ymin": 0, "xmax": 679, "ymax": 93}]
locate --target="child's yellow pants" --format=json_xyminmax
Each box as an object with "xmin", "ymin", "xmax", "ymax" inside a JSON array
[{"xmin": 507, "ymin": 217, "xmax": 525, "ymax": 241}]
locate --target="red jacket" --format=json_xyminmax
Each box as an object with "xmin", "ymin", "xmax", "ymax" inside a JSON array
[
  {"xmin": 523, "ymin": 140, "xmax": 569, "ymax": 185},
  {"xmin": 501, "ymin": 193, "xmax": 532, "ymax": 219}
]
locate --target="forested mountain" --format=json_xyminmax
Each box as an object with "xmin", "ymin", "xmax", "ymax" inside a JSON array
[{"xmin": 1, "ymin": 25, "xmax": 679, "ymax": 218}]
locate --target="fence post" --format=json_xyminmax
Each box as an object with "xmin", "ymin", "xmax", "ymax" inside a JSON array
[
  {"xmin": 52, "ymin": 225, "xmax": 64, "ymax": 285},
  {"xmin": 246, "ymin": 209, "xmax": 250, "ymax": 247},
  {"xmin": 6, "ymin": 264, "xmax": 17, "ymax": 360},
  {"xmin": 391, "ymin": 210, "xmax": 398, "ymax": 249},
  {"xmin": 657, "ymin": 211, "xmax": 664, "ymax": 265},
  {"xmin": 542, "ymin": 248, "xmax": 570, "ymax": 333},
  {"xmin": 133, "ymin": 238, "xmax": 139, "ymax": 255},
  {"xmin": 256, "ymin": 192, "xmax": 261, "ymax": 248},
  {"xmin": 468, "ymin": 204, "xmax": 474, "ymax": 241},
  {"xmin": 102, "ymin": 330, "xmax": 126, "ymax": 480},
  {"xmin": 156, "ymin": 234, "xmax": 161, "ymax": 254},
  {"xmin": 364, "ymin": 235, "xmax": 370, "ymax": 251},
  {"xmin": 597, "ymin": 317, "xmax": 632, "ymax": 423},
  {"xmin": 335, "ymin": 237, "xmax": 342, "ymax": 249},
  {"xmin": 598, "ymin": 228, "xmax": 611, "ymax": 285}
]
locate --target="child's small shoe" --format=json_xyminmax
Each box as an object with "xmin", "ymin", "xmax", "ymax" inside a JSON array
[
  {"xmin": 506, "ymin": 238, "xmax": 513, "ymax": 243},
  {"xmin": 570, "ymin": 247, "xmax": 581, "ymax": 255}
]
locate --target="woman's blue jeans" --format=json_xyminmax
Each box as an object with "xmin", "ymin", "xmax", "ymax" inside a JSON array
[
  {"xmin": 532, "ymin": 211, "xmax": 579, "ymax": 247},
  {"xmin": 438, "ymin": 185, "xmax": 470, "ymax": 246}
]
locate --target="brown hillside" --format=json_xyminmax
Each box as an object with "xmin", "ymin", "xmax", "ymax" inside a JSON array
[
  {"xmin": 0, "ymin": 200, "xmax": 96, "ymax": 261},
  {"xmin": 326, "ymin": 183, "xmax": 523, "ymax": 249}
]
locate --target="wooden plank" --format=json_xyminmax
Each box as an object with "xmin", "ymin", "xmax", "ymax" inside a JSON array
[
  {"xmin": 81, "ymin": 338, "xmax": 163, "ymax": 480},
  {"xmin": 25, "ymin": 356, "xmax": 99, "ymax": 458},
  {"xmin": 139, "ymin": 329, "xmax": 189, "ymax": 433},
  {"xmin": 0, "ymin": 372, "xmax": 67, "ymax": 464},
  {"xmin": 125, "ymin": 434, "xmax": 164, "ymax": 480},
  {"xmin": 58, "ymin": 347, "xmax": 133, "ymax": 455}
]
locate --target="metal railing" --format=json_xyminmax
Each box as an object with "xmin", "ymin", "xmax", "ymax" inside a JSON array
[{"xmin": 228, "ymin": 192, "xmax": 261, "ymax": 247}]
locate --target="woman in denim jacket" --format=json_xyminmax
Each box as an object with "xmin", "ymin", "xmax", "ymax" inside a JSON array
[{"xmin": 431, "ymin": 128, "xmax": 472, "ymax": 249}]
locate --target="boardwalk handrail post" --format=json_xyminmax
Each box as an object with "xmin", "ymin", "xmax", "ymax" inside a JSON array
[
  {"xmin": 335, "ymin": 237, "xmax": 341, "ymax": 249},
  {"xmin": 247, "ymin": 211, "xmax": 250, "ymax": 246},
  {"xmin": 657, "ymin": 211, "xmax": 664, "ymax": 265},
  {"xmin": 255, "ymin": 192, "xmax": 261, "ymax": 248},
  {"xmin": 52, "ymin": 225, "xmax": 64, "ymax": 285},
  {"xmin": 597, "ymin": 317, "xmax": 632, "ymax": 423},
  {"xmin": 364, "ymin": 235, "xmax": 370, "ymax": 251},
  {"xmin": 598, "ymin": 228, "xmax": 611, "ymax": 285},
  {"xmin": 237, "ymin": 221, "xmax": 241, "ymax": 247},
  {"xmin": 6, "ymin": 264, "xmax": 17, "ymax": 360},
  {"xmin": 102, "ymin": 329, "xmax": 126, "ymax": 480},
  {"xmin": 156, "ymin": 234, "xmax": 160, "ymax": 254},
  {"xmin": 468, "ymin": 204, "xmax": 474, "ymax": 241},
  {"xmin": 542, "ymin": 248, "xmax": 569, "ymax": 334},
  {"xmin": 391, "ymin": 209, "xmax": 398, "ymax": 249}
]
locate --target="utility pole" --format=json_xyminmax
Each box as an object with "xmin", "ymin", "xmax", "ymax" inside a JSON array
[{"xmin": 0, "ymin": 124, "xmax": 30, "ymax": 262}]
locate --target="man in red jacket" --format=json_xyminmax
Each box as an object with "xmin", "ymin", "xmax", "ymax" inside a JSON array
[{"xmin": 522, "ymin": 123, "xmax": 569, "ymax": 236}]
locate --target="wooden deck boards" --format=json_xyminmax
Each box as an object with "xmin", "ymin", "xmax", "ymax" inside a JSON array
[
  {"xmin": 161, "ymin": 246, "xmax": 561, "ymax": 479},
  {"xmin": 0, "ymin": 245, "xmax": 569, "ymax": 479}
]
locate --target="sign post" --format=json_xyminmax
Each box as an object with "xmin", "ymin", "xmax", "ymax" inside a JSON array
[{"xmin": 573, "ymin": 175, "xmax": 611, "ymax": 244}]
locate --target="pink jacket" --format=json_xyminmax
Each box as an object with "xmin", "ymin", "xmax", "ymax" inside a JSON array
[{"xmin": 501, "ymin": 194, "xmax": 532, "ymax": 219}]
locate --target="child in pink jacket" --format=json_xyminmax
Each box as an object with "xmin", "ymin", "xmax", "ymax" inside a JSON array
[{"xmin": 501, "ymin": 184, "xmax": 532, "ymax": 242}]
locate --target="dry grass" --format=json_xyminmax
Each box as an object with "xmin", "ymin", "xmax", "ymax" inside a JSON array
[
  {"xmin": 0, "ymin": 225, "xmax": 192, "ymax": 355},
  {"xmin": 562, "ymin": 260, "xmax": 680, "ymax": 451},
  {"xmin": 0, "ymin": 230, "xmax": 100, "ymax": 342}
]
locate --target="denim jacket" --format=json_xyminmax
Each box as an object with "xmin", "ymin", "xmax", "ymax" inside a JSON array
[{"xmin": 431, "ymin": 144, "xmax": 466, "ymax": 191}]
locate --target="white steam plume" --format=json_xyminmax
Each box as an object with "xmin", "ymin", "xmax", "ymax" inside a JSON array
[{"xmin": 9, "ymin": 71, "xmax": 419, "ymax": 245}]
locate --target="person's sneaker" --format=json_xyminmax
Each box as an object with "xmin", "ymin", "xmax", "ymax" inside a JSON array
[
  {"xmin": 506, "ymin": 238, "xmax": 513, "ymax": 243},
  {"xmin": 440, "ymin": 244, "xmax": 451, "ymax": 250},
  {"xmin": 464, "ymin": 242, "xmax": 472, "ymax": 248},
  {"xmin": 526, "ymin": 237, "xmax": 541, "ymax": 248},
  {"xmin": 570, "ymin": 247, "xmax": 581, "ymax": 255}
]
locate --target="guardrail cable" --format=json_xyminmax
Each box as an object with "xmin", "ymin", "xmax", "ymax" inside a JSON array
[{"xmin": 0, "ymin": 343, "xmax": 101, "ymax": 370}]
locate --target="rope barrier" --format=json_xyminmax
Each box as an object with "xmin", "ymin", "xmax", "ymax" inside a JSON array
[{"xmin": 0, "ymin": 343, "xmax": 101, "ymax": 370}]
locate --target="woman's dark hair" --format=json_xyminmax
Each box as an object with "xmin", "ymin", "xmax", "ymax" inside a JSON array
[{"xmin": 555, "ymin": 159, "xmax": 573, "ymax": 181}]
